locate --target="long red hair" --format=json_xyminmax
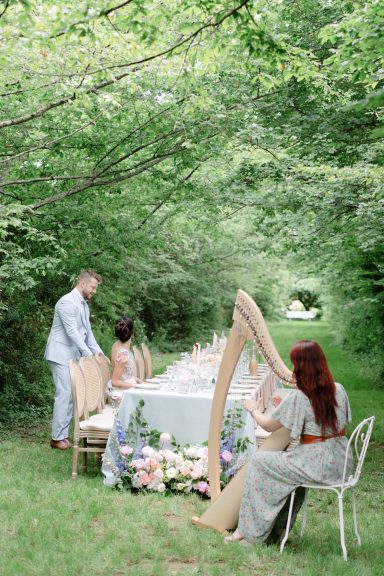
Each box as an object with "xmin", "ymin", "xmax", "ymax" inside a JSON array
[{"xmin": 290, "ymin": 340, "xmax": 338, "ymax": 434}]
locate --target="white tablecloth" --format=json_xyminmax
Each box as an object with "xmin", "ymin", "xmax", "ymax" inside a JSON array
[{"xmin": 102, "ymin": 388, "xmax": 255, "ymax": 486}]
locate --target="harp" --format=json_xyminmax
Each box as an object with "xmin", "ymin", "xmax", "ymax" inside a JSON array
[{"xmin": 192, "ymin": 289, "xmax": 295, "ymax": 532}]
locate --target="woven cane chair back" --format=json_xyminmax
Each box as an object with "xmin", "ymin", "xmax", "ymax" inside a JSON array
[
  {"xmin": 133, "ymin": 346, "xmax": 145, "ymax": 380},
  {"xmin": 141, "ymin": 342, "xmax": 153, "ymax": 379},
  {"xmin": 79, "ymin": 356, "xmax": 104, "ymax": 412},
  {"xmin": 70, "ymin": 359, "xmax": 88, "ymax": 420}
]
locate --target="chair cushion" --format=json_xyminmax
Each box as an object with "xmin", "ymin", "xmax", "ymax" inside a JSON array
[
  {"xmin": 89, "ymin": 412, "xmax": 115, "ymax": 421},
  {"xmin": 101, "ymin": 405, "xmax": 115, "ymax": 414},
  {"xmin": 80, "ymin": 418, "xmax": 114, "ymax": 431}
]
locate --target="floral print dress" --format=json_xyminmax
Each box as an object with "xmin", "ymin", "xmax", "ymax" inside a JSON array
[
  {"xmin": 238, "ymin": 383, "xmax": 352, "ymax": 543},
  {"xmin": 107, "ymin": 348, "xmax": 136, "ymax": 401}
]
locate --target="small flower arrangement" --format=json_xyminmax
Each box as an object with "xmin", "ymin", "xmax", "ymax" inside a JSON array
[{"xmin": 107, "ymin": 400, "xmax": 251, "ymax": 496}]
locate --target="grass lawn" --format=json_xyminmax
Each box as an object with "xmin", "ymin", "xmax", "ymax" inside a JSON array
[{"xmin": 0, "ymin": 321, "xmax": 383, "ymax": 576}]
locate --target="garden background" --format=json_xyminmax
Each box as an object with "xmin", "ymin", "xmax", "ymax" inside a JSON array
[{"xmin": 0, "ymin": 1, "xmax": 383, "ymax": 574}]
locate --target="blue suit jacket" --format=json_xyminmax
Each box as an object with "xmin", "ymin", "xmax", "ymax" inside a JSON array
[{"xmin": 44, "ymin": 288, "xmax": 102, "ymax": 365}]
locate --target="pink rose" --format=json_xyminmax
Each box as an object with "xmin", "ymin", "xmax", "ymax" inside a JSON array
[
  {"xmin": 198, "ymin": 481, "xmax": 209, "ymax": 494},
  {"xmin": 221, "ymin": 450, "xmax": 233, "ymax": 462},
  {"xmin": 120, "ymin": 445, "xmax": 133, "ymax": 456},
  {"xmin": 181, "ymin": 467, "xmax": 191, "ymax": 477},
  {"xmin": 131, "ymin": 458, "xmax": 145, "ymax": 469},
  {"xmin": 149, "ymin": 458, "xmax": 159, "ymax": 469},
  {"xmin": 139, "ymin": 473, "xmax": 151, "ymax": 486},
  {"xmin": 160, "ymin": 432, "xmax": 171, "ymax": 444}
]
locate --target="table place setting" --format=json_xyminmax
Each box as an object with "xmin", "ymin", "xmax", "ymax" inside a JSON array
[
  {"xmin": 101, "ymin": 337, "xmax": 279, "ymax": 487},
  {"xmin": 135, "ymin": 382, "xmax": 161, "ymax": 390}
]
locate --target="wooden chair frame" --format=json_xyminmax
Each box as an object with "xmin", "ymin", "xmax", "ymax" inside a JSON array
[
  {"xmin": 70, "ymin": 359, "xmax": 112, "ymax": 479},
  {"xmin": 141, "ymin": 342, "xmax": 153, "ymax": 379},
  {"xmin": 133, "ymin": 345, "xmax": 145, "ymax": 380}
]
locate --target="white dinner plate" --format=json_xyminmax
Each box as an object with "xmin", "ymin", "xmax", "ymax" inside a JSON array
[
  {"xmin": 231, "ymin": 384, "xmax": 257, "ymax": 389},
  {"xmin": 134, "ymin": 383, "xmax": 161, "ymax": 390}
]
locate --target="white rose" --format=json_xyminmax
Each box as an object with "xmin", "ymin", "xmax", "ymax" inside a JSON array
[
  {"xmin": 142, "ymin": 445, "xmax": 155, "ymax": 457},
  {"xmin": 174, "ymin": 454, "xmax": 184, "ymax": 466},
  {"xmin": 157, "ymin": 483, "xmax": 166, "ymax": 492},
  {"xmin": 166, "ymin": 467, "xmax": 177, "ymax": 479},
  {"xmin": 154, "ymin": 468, "xmax": 164, "ymax": 480},
  {"xmin": 196, "ymin": 447, "xmax": 208, "ymax": 459},
  {"xmin": 185, "ymin": 447, "xmax": 197, "ymax": 458},
  {"xmin": 131, "ymin": 473, "xmax": 141, "ymax": 488},
  {"xmin": 191, "ymin": 467, "xmax": 203, "ymax": 480},
  {"xmin": 164, "ymin": 450, "xmax": 175, "ymax": 463}
]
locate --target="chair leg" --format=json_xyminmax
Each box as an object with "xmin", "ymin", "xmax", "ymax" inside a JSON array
[
  {"xmin": 338, "ymin": 492, "xmax": 348, "ymax": 561},
  {"xmin": 280, "ymin": 491, "xmax": 296, "ymax": 553},
  {"xmin": 72, "ymin": 444, "xmax": 79, "ymax": 479},
  {"xmin": 83, "ymin": 450, "xmax": 88, "ymax": 472},
  {"xmin": 300, "ymin": 488, "xmax": 309, "ymax": 537},
  {"xmin": 351, "ymin": 489, "xmax": 361, "ymax": 546},
  {"xmin": 82, "ymin": 439, "xmax": 88, "ymax": 472}
]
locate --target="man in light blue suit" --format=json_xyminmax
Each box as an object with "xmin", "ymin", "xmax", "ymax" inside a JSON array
[{"xmin": 45, "ymin": 269, "xmax": 103, "ymax": 450}]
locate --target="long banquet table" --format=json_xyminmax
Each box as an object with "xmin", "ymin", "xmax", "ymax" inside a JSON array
[{"xmin": 101, "ymin": 386, "xmax": 256, "ymax": 486}]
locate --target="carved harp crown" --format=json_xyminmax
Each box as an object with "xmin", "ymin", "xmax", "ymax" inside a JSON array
[
  {"xmin": 207, "ymin": 290, "xmax": 294, "ymax": 501},
  {"xmin": 234, "ymin": 289, "xmax": 293, "ymax": 384}
]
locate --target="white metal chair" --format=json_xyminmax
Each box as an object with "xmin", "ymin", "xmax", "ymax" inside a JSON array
[{"xmin": 280, "ymin": 416, "xmax": 375, "ymax": 560}]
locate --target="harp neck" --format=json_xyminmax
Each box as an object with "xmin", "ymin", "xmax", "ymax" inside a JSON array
[{"xmin": 233, "ymin": 290, "xmax": 294, "ymax": 386}]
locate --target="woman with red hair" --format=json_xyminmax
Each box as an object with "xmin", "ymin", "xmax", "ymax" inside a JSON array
[{"xmin": 225, "ymin": 340, "xmax": 352, "ymax": 544}]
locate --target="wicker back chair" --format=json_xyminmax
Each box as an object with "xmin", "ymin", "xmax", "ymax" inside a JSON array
[
  {"xmin": 70, "ymin": 359, "xmax": 114, "ymax": 479},
  {"xmin": 80, "ymin": 356, "xmax": 104, "ymax": 414},
  {"xmin": 141, "ymin": 342, "xmax": 153, "ymax": 379},
  {"xmin": 132, "ymin": 346, "xmax": 145, "ymax": 380},
  {"xmin": 94, "ymin": 353, "xmax": 111, "ymax": 405}
]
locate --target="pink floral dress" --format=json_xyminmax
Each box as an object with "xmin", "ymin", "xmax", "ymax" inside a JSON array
[
  {"xmin": 238, "ymin": 383, "xmax": 352, "ymax": 543},
  {"xmin": 107, "ymin": 348, "xmax": 135, "ymax": 400}
]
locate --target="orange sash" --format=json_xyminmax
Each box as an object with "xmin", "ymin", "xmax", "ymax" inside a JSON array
[{"xmin": 300, "ymin": 427, "xmax": 345, "ymax": 445}]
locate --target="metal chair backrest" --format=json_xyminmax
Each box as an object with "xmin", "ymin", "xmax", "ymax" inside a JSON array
[
  {"xmin": 69, "ymin": 359, "xmax": 88, "ymax": 420},
  {"xmin": 341, "ymin": 416, "xmax": 375, "ymax": 487},
  {"xmin": 133, "ymin": 346, "xmax": 145, "ymax": 380},
  {"xmin": 141, "ymin": 342, "xmax": 152, "ymax": 379},
  {"xmin": 79, "ymin": 356, "xmax": 104, "ymax": 412}
]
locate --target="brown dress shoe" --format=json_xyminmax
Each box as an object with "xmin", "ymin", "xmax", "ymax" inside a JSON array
[
  {"xmin": 64, "ymin": 438, "xmax": 72, "ymax": 448},
  {"xmin": 50, "ymin": 439, "xmax": 70, "ymax": 450}
]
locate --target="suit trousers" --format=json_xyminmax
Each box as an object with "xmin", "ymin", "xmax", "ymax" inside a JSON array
[{"xmin": 49, "ymin": 361, "xmax": 73, "ymax": 441}]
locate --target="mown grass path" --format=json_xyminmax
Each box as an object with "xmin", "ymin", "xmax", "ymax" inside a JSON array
[{"xmin": 0, "ymin": 321, "xmax": 382, "ymax": 576}]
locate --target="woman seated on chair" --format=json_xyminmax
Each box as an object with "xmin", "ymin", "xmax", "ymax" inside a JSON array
[
  {"xmin": 225, "ymin": 340, "xmax": 352, "ymax": 545},
  {"xmin": 108, "ymin": 316, "xmax": 140, "ymax": 401}
]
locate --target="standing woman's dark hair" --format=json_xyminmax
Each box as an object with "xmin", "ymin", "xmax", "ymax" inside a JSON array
[
  {"xmin": 115, "ymin": 316, "xmax": 134, "ymax": 343},
  {"xmin": 290, "ymin": 340, "xmax": 338, "ymax": 434}
]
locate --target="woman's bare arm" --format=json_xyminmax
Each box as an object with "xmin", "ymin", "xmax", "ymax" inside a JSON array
[{"xmin": 243, "ymin": 398, "xmax": 283, "ymax": 432}]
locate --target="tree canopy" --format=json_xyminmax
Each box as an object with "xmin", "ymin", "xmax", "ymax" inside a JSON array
[{"xmin": 0, "ymin": 0, "xmax": 383, "ymax": 421}]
